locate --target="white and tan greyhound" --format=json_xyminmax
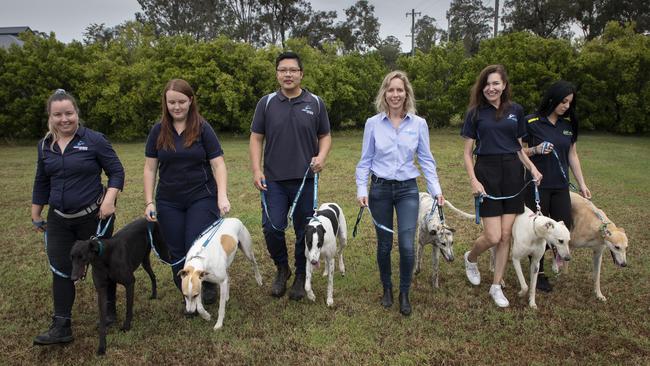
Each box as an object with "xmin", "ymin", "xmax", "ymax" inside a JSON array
[
  {"xmin": 305, "ymin": 203, "xmax": 347, "ymax": 307},
  {"xmin": 178, "ymin": 218, "xmax": 263, "ymax": 329},
  {"xmin": 560, "ymin": 192, "xmax": 628, "ymax": 301}
]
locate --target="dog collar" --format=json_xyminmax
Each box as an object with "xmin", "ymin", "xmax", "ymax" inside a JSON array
[{"xmin": 96, "ymin": 239, "xmax": 104, "ymax": 257}]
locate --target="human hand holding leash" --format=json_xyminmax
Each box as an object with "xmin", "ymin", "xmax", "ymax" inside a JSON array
[
  {"xmin": 98, "ymin": 200, "xmax": 116, "ymax": 220},
  {"xmin": 310, "ymin": 156, "xmax": 326, "ymax": 173},
  {"xmin": 470, "ymin": 178, "xmax": 485, "ymax": 197},
  {"xmin": 218, "ymin": 195, "xmax": 231, "ymax": 216},
  {"xmin": 253, "ymin": 170, "xmax": 267, "ymax": 191},
  {"xmin": 31, "ymin": 218, "xmax": 47, "ymax": 233},
  {"xmin": 144, "ymin": 202, "xmax": 157, "ymax": 222},
  {"xmin": 534, "ymin": 141, "xmax": 554, "ymax": 155},
  {"xmin": 436, "ymin": 194, "xmax": 445, "ymax": 206},
  {"xmin": 357, "ymin": 196, "xmax": 368, "ymax": 207},
  {"xmin": 531, "ymin": 168, "xmax": 543, "ymax": 185},
  {"xmin": 580, "ymin": 185, "xmax": 592, "ymax": 199}
]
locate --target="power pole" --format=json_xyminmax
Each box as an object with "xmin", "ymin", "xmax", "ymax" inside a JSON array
[
  {"xmin": 446, "ymin": 11, "xmax": 450, "ymax": 43},
  {"xmin": 406, "ymin": 8, "xmax": 421, "ymax": 56},
  {"xmin": 494, "ymin": 0, "xmax": 499, "ymax": 37}
]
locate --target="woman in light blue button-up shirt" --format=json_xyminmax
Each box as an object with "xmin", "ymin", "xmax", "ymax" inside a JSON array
[{"xmin": 355, "ymin": 70, "xmax": 445, "ymax": 316}]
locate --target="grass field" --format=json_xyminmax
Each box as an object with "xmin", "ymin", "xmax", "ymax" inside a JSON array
[{"xmin": 0, "ymin": 129, "xmax": 649, "ymax": 365}]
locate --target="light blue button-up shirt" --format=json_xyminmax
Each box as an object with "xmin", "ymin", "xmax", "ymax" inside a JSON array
[{"xmin": 355, "ymin": 112, "xmax": 443, "ymax": 198}]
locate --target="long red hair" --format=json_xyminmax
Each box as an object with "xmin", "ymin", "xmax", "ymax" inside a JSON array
[{"xmin": 157, "ymin": 79, "xmax": 203, "ymax": 150}]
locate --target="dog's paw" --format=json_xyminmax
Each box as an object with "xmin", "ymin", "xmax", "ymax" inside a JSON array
[
  {"xmin": 96, "ymin": 347, "xmax": 106, "ymax": 356},
  {"xmin": 213, "ymin": 322, "xmax": 223, "ymax": 330},
  {"xmin": 199, "ymin": 311, "xmax": 212, "ymax": 321},
  {"xmin": 307, "ymin": 292, "xmax": 316, "ymax": 302},
  {"xmin": 518, "ymin": 288, "xmax": 528, "ymax": 297},
  {"xmin": 529, "ymin": 302, "xmax": 538, "ymax": 309},
  {"xmin": 597, "ymin": 294, "xmax": 607, "ymax": 302},
  {"xmin": 120, "ymin": 325, "xmax": 131, "ymax": 332},
  {"xmin": 326, "ymin": 298, "xmax": 334, "ymax": 307}
]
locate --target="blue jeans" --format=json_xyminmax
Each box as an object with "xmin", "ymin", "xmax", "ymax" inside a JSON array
[
  {"xmin": 369, "ymin": 177, "xmax": 419, "ymax": 293},
  {"xmin": 261, "ymin": 179, "xmax": 314, "ymax": 275},
  {"xmin": 156, "ymin": 197, "xmax": 220, "ymax": 290}
]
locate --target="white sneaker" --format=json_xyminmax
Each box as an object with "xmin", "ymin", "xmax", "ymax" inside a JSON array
[
  {"xmin": 489, "ymin": 284, "xmax": 510, "ymax": 308},
  {"xmin": 464, "ymin": 251, "xmax": 480, "ymax": 285}
]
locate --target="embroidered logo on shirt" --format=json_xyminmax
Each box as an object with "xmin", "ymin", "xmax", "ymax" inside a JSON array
[
  {"xmin": 301, "ymin": 105, "xmax": 314, "ymax": 115},
  {"xmin": 563, "ymin": 130, "xmax": 573, "ymax": 136},
  {"xmin": 73, "ymin": 140, "xmax": 88, "ymax": 151},
  {"xmin": 507, "ymin": 114, "xmax": 517, "ymax": 122}
]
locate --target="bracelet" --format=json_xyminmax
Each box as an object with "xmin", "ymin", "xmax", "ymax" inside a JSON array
[
  {"xmin": 32, "ymin": 219, "xmax": 46, "ymax": 228},
  {"xmin": 145, "ymin": 201, "xmax": 154, "ymax": 208}
]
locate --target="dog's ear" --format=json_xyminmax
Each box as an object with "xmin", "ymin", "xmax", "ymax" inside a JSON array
[
  {"xmin": 605, "ymin": 229, "xmax": 612, "ymax": 236},
  {"xmin": 198, "ymin": 271, "xmax": 209, "ymax": 280},
  {"xmin": 177, "ymin": 269, "xmax": 189, "ymax": 278},
  {"xmin": 317, "ymin": 225, "xmax": 326, "ymax": 235},
  {"xmin": 544, "ymin": 221, "xmax": 555, "ymax": 230},
  {"xmin": 448, "ymin": 227, "xmax": 456, "ymax": 233},
  {"xmin": 557, "ymin": 220, "xmax": 565, "ymax": 226},
  {"xmin": 619, "ymin": 227, "xmax": 625, "ymax": 233}
]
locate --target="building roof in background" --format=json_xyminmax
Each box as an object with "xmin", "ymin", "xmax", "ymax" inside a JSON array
[{"xmin": 0, "ymin": 26, "xmax": 32, "ymax": 48}]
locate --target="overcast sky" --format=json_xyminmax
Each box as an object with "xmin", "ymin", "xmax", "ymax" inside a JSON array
[{"xmin": 0, "ymin": 0, "xmax": 464, "ymax": 52}]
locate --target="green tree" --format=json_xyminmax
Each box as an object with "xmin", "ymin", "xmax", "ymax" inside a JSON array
[
  {"xmin": 376, "ymin": 36, "xmax": 402, "ymax": 68},
  {"xmin": 335, "ymin": 0, "xmax": 380, "ymax": 53},
  {"xmin": 448, "ymin": 0, "xmax": 494, "ymax": 55},
  {"xmin": 415, "ymin": 15, "xmax": 446, "ymax": 53},
  {"xmin": 502, "ymin": 0, "xmax": 573, "ymax": 38},
  {"xmin": 135, "ymin": 0, "xmax": 225, "ymax": 40}
]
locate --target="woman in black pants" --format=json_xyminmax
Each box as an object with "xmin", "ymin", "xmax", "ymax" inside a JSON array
[
  {"xmin": 31, "ymin": 89, "xmax": 124, "ymax": 345},
  {"xmin": 523, "ymin": 80, "xmax": 590, "ymax": 291}
]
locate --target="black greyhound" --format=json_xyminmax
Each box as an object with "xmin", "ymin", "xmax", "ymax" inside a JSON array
[{"xmin": 70, "ymin": 217, "xmax": 170, "ymax": 355}]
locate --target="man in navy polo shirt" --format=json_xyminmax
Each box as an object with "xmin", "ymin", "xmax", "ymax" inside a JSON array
[{"xmin": 249, "ymin": 51, "xmax": 331, "ymax": 300}]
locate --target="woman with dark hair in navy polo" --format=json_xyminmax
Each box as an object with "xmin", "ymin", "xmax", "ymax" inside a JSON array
[
  {"xmin": 31, "ymin": 89, "xmax": 124, "ymax": 345},
  {"xmin": 523, "ymin": 80, "xmax": 590, "ymax": 292},
  {"xmin": 143, "ymin": 79, "xmax": 230, "ymax": 306},
  {"xmin": 461, "ymin": 65, "xmax": 542, "ymax": 308}
]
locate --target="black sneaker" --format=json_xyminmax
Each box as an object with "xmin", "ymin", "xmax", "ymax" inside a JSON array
[
  {"xmin": 202, "ymin": 282, "xmax": 218, "ymax": 305},
  {"xmin": 33, "ymin": 317, "xmax": 73, "ymax": 345},
  {"xmin": 288, "ymin": 273, "xmax": 306, "ymax": 301},
  {"xmin": 271, "ymin": 264, "xmax": 292, "ymax": 297},
  {"xmin": 536, "ymin": 273, "xmax": 553, "ymax": 293}
]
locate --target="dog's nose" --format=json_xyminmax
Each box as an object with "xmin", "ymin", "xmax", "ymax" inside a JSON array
[
  {"xmin": 620, "ymin": 262, "xmax": 627, "ymax": 267},
  {"xmin": 311, "ymin": 260, "xmax": 318, "ymax": 265},
  {"xmin": 563, "ymin": 255, "xmax": 571, "ymax": 261}
]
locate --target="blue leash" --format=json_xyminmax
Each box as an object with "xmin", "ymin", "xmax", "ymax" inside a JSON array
[
  {"xmin": 261, "ymin": 165, "xmax": 318, "ymax": 232},
  {"xmin": 474, "ymin": 180, "xmax": 540, "ymax": 224},
  {"xmin": 351, "ymin": 206, "xmax": 394, "ymax": 237},
  {"xmin": 44, "ymin": 215, "xmax": 114, "ymax": 278},
  {"xmin": 551, "ymin": 148, "xmax": 579, "ymax": 191},
  {"xmin": 146, "ymin": 218, "xmax": 225, "ymax": 267}
]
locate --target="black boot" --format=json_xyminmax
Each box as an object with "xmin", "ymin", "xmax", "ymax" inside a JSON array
[
  {"xmin": 399, "ymin": 292, "xmax": 412, "ymax": 316},
  {"xmin": 33, "ymin": 317, "xmax": 73, "ymax": 345},
  {"xmin": 271, "ymin": 264, "xmax": 292, "ymax": 297},
  {"xmin": 381, "ymin": 287, "xmax": 393, "ymax": 308},
  {"xmin": 536, "ymin": 273, "xmax": 553, "ymax": 292},
  {"xmin": 288, "ymin": 273, "xmax": 306, "ymax": 301},
  {"xmin": 202, "ymin": 282, "xmax": 218, "ymax": 305}
]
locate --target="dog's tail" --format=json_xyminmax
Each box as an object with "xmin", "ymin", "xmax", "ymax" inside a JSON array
[
  {"xmin": 444, "ymin": 200, "xmax": 475, "ymax": 220},
  {"xmin": 149, "ymin": 221, "xmax": 172, "ymax": 263}
]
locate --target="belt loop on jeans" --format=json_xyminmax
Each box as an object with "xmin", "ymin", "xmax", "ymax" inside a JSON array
[{"xmin": 53, "ymin": 202, "xmax": 98, "ymax": 219}]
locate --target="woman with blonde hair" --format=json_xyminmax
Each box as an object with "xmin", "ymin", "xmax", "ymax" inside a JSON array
[{"xmin": 356, "ymin": 71, "xmax": 444, "ymax": 316}]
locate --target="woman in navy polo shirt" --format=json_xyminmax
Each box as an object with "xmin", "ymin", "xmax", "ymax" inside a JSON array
[
  {"xmin": 461, "ymin": 65, "xmax": 542, "ymax": 308},
  {"xmin": 143, "ymin": 79, "xmax": 230, "ymax": 305},
  {"xmin": 523, "ymin": 80, "xmax": 590, "ymax": 292},
  {"xmin": 31, "ymin": 89, "xmax": 124, "ymax": 345},
  {"xmin": 356, "ymin": 70, "xmax": 445, "ymax": 316}
]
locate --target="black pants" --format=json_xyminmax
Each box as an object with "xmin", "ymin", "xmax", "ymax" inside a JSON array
[
  {"xmin": 524, "ymin": 186, "xmax": 573, "ymax": 272},
  {"xmin": 46, "ymin": 207, "xmax": 115, "ymax": 319}
]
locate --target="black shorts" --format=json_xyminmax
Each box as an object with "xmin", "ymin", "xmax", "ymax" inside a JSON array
[{"xmin": 475, "ymin": 153, "xmax": 525, "ymax": 217}]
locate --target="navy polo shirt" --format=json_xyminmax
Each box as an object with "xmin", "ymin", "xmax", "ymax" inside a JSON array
[
  {"xmin": 461, "ymin": 103, "xmax": 526, "ymax": 155},
  {"xmin": 251, "ymin": 89, "xmax": 330, "ymax": 181},
  {"xmin": 32, "ymin": 126, "xmax": 125, "ymax": 213},
  {"xmin": 523, "ymin": 114, "xmax": 578, "ymax": 189},
  {"xmin": 145, "ymin": 121, "xmax": 224, "ymax": 204}
]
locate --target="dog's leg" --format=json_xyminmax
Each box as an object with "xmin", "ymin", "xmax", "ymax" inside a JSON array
[
  {"xmin": 238, "ymin": 225, "xmax": 264, "ymax": 286},
  {"xmin": 305, "ymin": 256, "xmax": 316, "ymax": 302},
  {"xmin": 338, "ymin": 215, "xmax": 347, "ymax": 276},
  {"xmin": 528, "ymin": 257, "xmax": 539, "ymax": 309},
  {"xmin": 512, "ymin": 256, "xmax": 528, "ymax": 299},
  {"xmin": 326, "ymin": 257, "xmax": 335, "ymax": 307},
  {"xmin": 214, "ymin": 278, "xmax": 228, "ymax": 330},
  {"xmin": 432, "ymin": 247, "xmax": 440, "ymax": 288},
  {"xmin": 122, "ymin": 282, "xmax": 134, "ymax": 331},
  {"xmin": 414, "ymin": 232, "xmax": 424, "ymax": 275},
  {"xmin": 196, "ymin": 298, "xmax": 211, "ymax": 321},
  {"xmin": 489, "ymin": 246, "xmax": 496, "ymax": 272},
  {"xmin": 593, "ymin": 247, "xmax": 607, "ymax": 301},
  {"xmin": 142, "ymin": 253, "xmax": 157, "ymax": 299},
  {"xmin": 97, "ymin": 286, "xmax": 108, "ymax": 356}
]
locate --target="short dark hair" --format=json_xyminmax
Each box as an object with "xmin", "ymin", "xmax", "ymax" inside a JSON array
[{"xmin": 275, "ymin": 51, "xmax": 303, "ymax": 70}]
